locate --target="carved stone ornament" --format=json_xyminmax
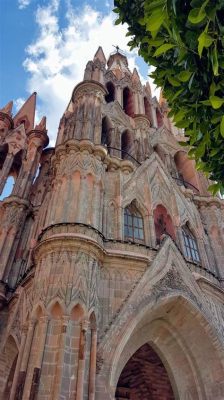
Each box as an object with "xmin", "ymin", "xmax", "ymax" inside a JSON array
[
  {"xmin": 33, "ymin": 250, "xmax": 100, "ymax": 310},
  {"xmin": 72, "ymin": 81, "xmax": 107, "ymax": 104},
  {"xmin": 56, "ymin": 152, "xmax": 105, "ymax": 178},
  {"xmin": 6, "ymin": 124, "xmax": 27, "ymax": 155}
]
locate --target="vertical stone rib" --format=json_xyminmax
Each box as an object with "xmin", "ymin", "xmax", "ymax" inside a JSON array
[
  {"xmin": 0, "ymin": 153, "xmax": 14, "ymax": 195},
  {"xmin": 88, "ymin": 329, "xmax": 97, "ymax": 400},
  {"xmin": 16, "ymin": 319, "xmax": 36, "ymax": 400},
  {"xmin": 76, "ymin": 320, "xmax": 89, "ymax": 400},
  {"xmin": 9, "ymin": 326, "xmax": 27, "ymax": 400}
]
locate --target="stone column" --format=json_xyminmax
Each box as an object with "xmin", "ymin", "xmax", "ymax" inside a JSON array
[
  {"xmin": 151, "ymin": 104, "xmax": 158, "ymax": 128},
  {"xmin": 77, "ymin": 175, "xmax": 87, "ymax": 223},
  {"xmin": 0, "ymin": 199, "xmax": 28, "ymax": 282},
  {"xmin": 116, "ymin": 85, "xmax": 122, "ymax": 106},
  {"xmin": 28, "ymin": 316, "xmax": 49, "ymax": 400},
  {"xmin": 52, "ymin": 316, "xmax": 69, "ymax": 400},
  {"xmin": 197, "ymin": 238, "xmax": 210, "ymax": 269},
  {"xmin": 138, "ymin": 92, "xmax": 144, "ymax": 114},
  {"xmin": 91, "ymin": 181, "xmax": 101, "ymax": 230},
  {"xmin": 71, "ymin": 81, "xmax": 107, "ymax": 145},
  {"xmin": 9, "ymin": 325, "xmax": 28, "ymax": 400},
  {"xmin": 14, "ymin": 130, "xmax": 47, "ymax": 200},
  {"xmin": 16, "ymin": 319, "xmax": 36, "ymax": 400},
  {"xmin": 0, "ymin": 152, "xmax": 14, "ymax": 195},
  {"xmin": 149, "ymin": 214, "xmax": 156, "ymax": 247},
  {"xmin": 134, "ymin": 92, "xmax": 139, "ymax": 114},
  {"xmin": 88, "ymin": 328, "xmax": 97, "ymax": 400},
  {"xmin": 76, "ymin": 320, "xmax": 89, "ymax": 400},
  {"xmin": 176, "ymin": 226, "xmax": 185, "ymax": 255}
]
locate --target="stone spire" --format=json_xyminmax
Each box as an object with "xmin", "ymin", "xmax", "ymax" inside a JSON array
[
  {"xmin": 107, "ymin": 49, "xmax": 131, "ymax": 78},
  {"xmin": 35, "ymin": 116, "xmax": 47, "ymax": 132},
  {"xmin": 132, "ymin": 67, "xmax": 141, "ymax": 84},
  {"xmin": 93, "ymin": 46, "xmax": 106, "ymax": 64},
  {"xmin": 0, "ymin": 100, "xmax": 13, "ymax": 116},
  {"xmin": 13, "ymin": 92, "xmax": 36, "ymax": 133}
]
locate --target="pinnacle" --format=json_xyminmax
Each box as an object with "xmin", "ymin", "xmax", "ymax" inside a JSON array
[
  {"xmin": 0, "ymin": 100, "xmax": 13, "ymax": 116},
  {"xmin": 35, "ymin": 116, "xmax": 47, "ymax": 131},
  {"xmin": 93, "ymin": 46, "xmax": 106, "ymax": 64}
]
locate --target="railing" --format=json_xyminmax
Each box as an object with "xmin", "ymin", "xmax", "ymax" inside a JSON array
[
  {"xmin": 171, "ymin": 175, "xmax": 199, "ymax": 193},
  {"xmin": 105, "ymin": 146, "xmax": 141, "ymax": 166}
]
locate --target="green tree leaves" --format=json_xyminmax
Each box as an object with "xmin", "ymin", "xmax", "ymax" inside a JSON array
[
  {"xmin": 114, "ymin": 0, "xmax": 224, "ymax": 193},
  {"xmin": 154, "ymin": 43, "xmax": 175, "ymax": 56},
  {"xmin": 198, "ymin": 31, "xmax": 213, "ymax": 57}
]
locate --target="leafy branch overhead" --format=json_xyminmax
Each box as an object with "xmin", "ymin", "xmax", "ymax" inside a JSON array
[{"xmin": 114, "ymin": 0, "xmax": 224, "ymax": 195}]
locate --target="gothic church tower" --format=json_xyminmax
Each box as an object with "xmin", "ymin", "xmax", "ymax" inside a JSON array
[{"xmin": 0, "ymin": 47, "xmax": 224, "ymax": 400}]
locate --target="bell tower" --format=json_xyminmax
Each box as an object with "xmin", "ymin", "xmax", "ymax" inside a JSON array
[{"xmin": 0, "ymin": 47, "xmax": 224, "ymax": 400}]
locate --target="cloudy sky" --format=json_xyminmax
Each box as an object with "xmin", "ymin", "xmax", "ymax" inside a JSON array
[{"xmin": 0, "ymin": 0, "xmax": 157, "ymax": 144}]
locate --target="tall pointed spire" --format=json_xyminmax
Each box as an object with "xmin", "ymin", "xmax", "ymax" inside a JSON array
[
  {"xmin": 132, "ymin": 68, "xmax": 141, "ymax": 84},
  {"xmin": 0, "ymin": 101, "xmax": 13, "ymax": 116},
  {"xmin": 93, "ymin": 46, "xmax": 106, "ymax": 64},
  {"xmin": 35, "ymin": 116, "xmax": 47, "ymax": 132},
  {"xmin": 13, "ymin": 92, "xmax": 36, "ymax": 133}
]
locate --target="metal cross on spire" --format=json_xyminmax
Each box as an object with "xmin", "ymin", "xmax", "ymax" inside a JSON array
[{"xmin": 112, "ymin": 45, "xmax": 125, "ymax": 55}]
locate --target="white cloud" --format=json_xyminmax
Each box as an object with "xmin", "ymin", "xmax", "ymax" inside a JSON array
[
  {"xmin": 23, "ymin": 0, "xmax": 157, "ymax": 145},
  {"xmin": 14, "ymin": 97, "xmax": 26, "ymax": 113},
  {"xmin": 18, "ymin": 0, "xmax": 31, "ymax": 9}
]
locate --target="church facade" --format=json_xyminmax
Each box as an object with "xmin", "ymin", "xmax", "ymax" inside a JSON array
[{"xmin": 0, "ymin": 47, "xmax": 224, "ymax": 400}]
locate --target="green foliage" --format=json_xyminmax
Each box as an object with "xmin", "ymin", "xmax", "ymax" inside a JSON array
[{"xmin": 114, "ymin": 0, "xmax": 224, "ymax": 193}]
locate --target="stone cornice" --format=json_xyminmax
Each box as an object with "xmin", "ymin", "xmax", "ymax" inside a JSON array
[
  {"xmin": 193, "ymin": 195, "xmax": 224, "ymax": 209},
  {"xmin": 1, "ymin": 195, "xmax": 30, "ymax": 208},
  {"xmin": 72, "ymin": 80, "xmax": 107, "ymax": 103},
  {"xmin": 52, "ymin": 139, "xmax": 135, "ymax": 175},
  {"xmin": 195, "ymin": 276, "xmax": 224, "ymax": 302},
  {"xmin": 34, "ymin": 223, "xmax": 155, "ymax": 267}
]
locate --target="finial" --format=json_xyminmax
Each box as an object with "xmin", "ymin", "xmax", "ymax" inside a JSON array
[
  {"xmin": 112, "ymin": 45, "xmax": 125, "ymax": 55},
  {"xmin": 113, "ymin": 45, "xmax": 120, "ymax": 53},
  {"xmin": 35, "ymin": 116, "xmax": 47, "ymax": 131}
]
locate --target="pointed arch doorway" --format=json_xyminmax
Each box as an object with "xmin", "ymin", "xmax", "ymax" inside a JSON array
[{"xmin": 115, "ymin": 343, "xmax": 175, "ymax": 400}]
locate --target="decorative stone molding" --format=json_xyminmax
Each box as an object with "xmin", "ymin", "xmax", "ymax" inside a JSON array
[{"xmin": 72, "ymin": 80, "xmax": 107, "ymax": 104}]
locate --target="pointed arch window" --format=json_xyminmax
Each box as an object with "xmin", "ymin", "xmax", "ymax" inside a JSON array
[
  {"xmin": 124, "ymin": 204, "xmax": 144, "ymax": 242},
  {"xmin": 121, "ymin": 130, "xmax": 133, "ymax": 160},
  {"xmin": 123, "ymin": 87, "xmax": 135, "ymax": 117},
  {"xmin": 105, "ymin": 82, "xmax": 115, "ymax": 103},
  {"xmin": 0, "ymin": 175, "xmax": 15, "ymax": 200},
  {"xmin": 182, "ymin": 225, "xmax": 200, "ymax": 263}
]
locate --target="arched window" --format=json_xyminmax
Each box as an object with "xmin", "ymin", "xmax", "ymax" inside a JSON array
[
  {"xmin": 153, "ymin": 204, "xmax": 175, "ymax": 244},
  {"xmin": 105, "ymin": 82, "xmax": 115, "ymax": 103},
  {"xmin": 121, "ymin": 130, "xmax": 133, "ymax": 160},
  {"xmin": 182, "ymin": 225, "xmax": 200, "ymax": 263},
  {"xmin": 124, "ymin": 204, "xmax": 144, "ymax": 242},
  {"xmin": 101, "ymin": 116, "xmax": 112, "ymax": 153},
  {"xmin": 123, "ymin": 87, "xmax": 135, "ymax": 117},
  {"xmin": 0, "ymin": 176, "xmax": 15, "ymax": 200}
]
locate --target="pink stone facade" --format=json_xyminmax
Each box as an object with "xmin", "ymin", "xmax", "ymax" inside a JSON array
[{"xmin": 0, "ymin": 47, "xmax": 224, "ymax": 400}]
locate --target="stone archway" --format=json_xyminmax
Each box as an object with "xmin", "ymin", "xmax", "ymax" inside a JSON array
[
  {"xmin": 97, "ymin": 291, "xmax": 224, "ymax": 400},
  {"xmin": 115, "ymin": 343, "xmax": 175, "ymax": 400}
]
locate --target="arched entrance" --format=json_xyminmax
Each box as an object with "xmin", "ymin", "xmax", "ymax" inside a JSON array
[
  {"xmin": 115, "ymin": 343, "xmax": 175, "ymax": 399},
  {"xmin": 102, "ymin": 295, "xmax": 224, "ymax": 400}
]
